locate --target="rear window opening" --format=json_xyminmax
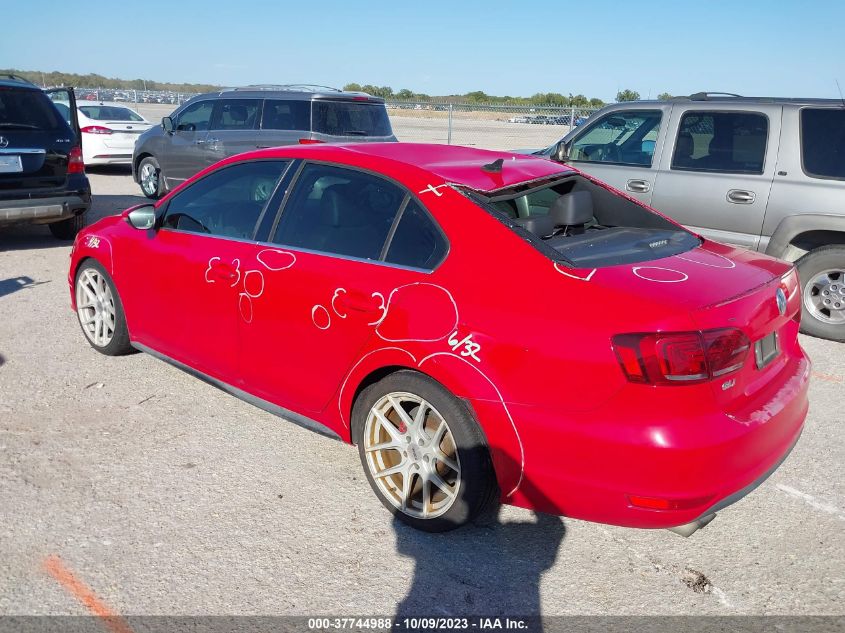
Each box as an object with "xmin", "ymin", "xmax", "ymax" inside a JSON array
[
  {"xmin": 312, "ymin": 100, "xmax": 392, "ymax": 137},
  {"xmin": 0, "ymin": 88, "xmax": 62, "ymax": 130},
  {"xmin": 466, "ymin": 174, "xmax": 701, "ymax": 268}
]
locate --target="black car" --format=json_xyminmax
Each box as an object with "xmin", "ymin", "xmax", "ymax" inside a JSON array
[{"xmin": 0, "ymin": 75, "xmax": 91, "ymax": 239}]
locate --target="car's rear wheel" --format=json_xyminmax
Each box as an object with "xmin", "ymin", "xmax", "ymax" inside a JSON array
[
  {"xmin": 797, "ymin": 246, "xmax": 845, "ymax": 342},
  {"xmin": 138, "ymin": 156, "xmax": 165, "ymax": 199},
  {"xmin": 49, "ymin": 212, "xmax": 86, "ymax": 240},
  {"xmin": 74, "ymin": 260, "xmax": 133, "ymax": 355},
  {"xmin": 353, "ymin": 370, "xmax": 497, "ymax": 532}
]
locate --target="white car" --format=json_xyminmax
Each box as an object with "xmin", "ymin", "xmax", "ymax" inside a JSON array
[{"xmin": 77, "ymin": 102, "xmax": 153, "ymax": 166}]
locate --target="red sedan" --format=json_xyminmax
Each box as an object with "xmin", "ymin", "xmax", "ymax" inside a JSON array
[{"xmin": 68, "ymin": 143, "xmax": 810, "ymax": 534}]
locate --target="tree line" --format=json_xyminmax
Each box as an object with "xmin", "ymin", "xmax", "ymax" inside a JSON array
[{"xmin": 1, "ymin": 68, "xmax": 220, "ymax": 94}]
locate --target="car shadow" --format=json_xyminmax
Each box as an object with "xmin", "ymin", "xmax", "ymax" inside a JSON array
[
  {"xmin": 0, "ymin": 276, "xmax": 51, "ymax": 299},
  {"xmin": 392, "ymin": 447, "xmax": 566, "ymax": 628}
]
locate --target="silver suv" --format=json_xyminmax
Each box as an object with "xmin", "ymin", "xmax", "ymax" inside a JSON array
[
  {"xmin": 537, "ymin": 92, "xmax": 845, "ymax": 341},
  {"xmin": 132, "ymin": 84, "xmax": 396, "ymax": 200}
]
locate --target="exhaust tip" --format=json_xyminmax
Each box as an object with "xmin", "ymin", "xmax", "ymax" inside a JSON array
[{"xmin": 667, "ymin": 513, "xmax": 716, "ymax": 538}]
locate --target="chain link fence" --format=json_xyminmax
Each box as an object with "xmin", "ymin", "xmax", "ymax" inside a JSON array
[{"xmin": 75, "ymin": 88, "xmax": 197, "ymax": 107}]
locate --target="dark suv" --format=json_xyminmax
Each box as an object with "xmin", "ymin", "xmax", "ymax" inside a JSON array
[
  {"xmin": 132, "ymin": 85, "xmax": 397, "ymax": 199},
  {"xmin": 0, "ymin": 75, "xmax": 91, "ymax": 239}
]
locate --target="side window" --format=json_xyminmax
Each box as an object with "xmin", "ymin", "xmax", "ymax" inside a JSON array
[
  {"xmin": 162, "ymin": 161, "xmax": 288, "ymax": 239},
  {"xmin": 570, "ymin": 110, "xmax": 662, "ymax": 166},
  {"xmin": 672, "ymin": 111, "xmax": 768, "ymax": 174},
  {"xmin": 385, "ymin": 200, "xmax": 448, "ymax": 269},
  {"xmin": 272, "ymin": 164, "xmax": 406, "ymax": 260},
  {"xmin": 210, "ymin": 99, "xmax": 260, "ymax": 131},
  {"xmin": 176, "ymin": 100, "xmax": 214, "ymax": 132},
  {"xmin": 800, "ymin": 108, "xmax": 845, "ymax": 180},
  {"xmin": 261, "ymin": 99, "xmax": 311, "ymax": 131}
]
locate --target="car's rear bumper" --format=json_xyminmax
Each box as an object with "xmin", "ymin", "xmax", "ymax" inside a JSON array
[
  {"xmin": 503, "ymin": 351, "xmax": 811, "ymax": 530},
  {"xmin": 0, "ymin": 192, "xmax": 91, "ymax": 226}
]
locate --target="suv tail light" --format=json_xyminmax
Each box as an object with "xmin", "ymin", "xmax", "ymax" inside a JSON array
[
  {"xmin": 298, "ymin": 138, "xmax": 325, "ymax": 144},
  {"xmin": 81, "ymin": 125, "xmax": 113, "ymax": 135},
  {"xmin": 612, "ymin": 328, "xmax": 750, "ymax": 386},
  {"xmin": 67, "ymin": 146, "xmax": 85, "ymax": 174}
]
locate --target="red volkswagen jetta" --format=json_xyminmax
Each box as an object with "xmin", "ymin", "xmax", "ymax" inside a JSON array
[{"xmin": 69, "ymin": 143, "xmax": 809, "ymax": 534}]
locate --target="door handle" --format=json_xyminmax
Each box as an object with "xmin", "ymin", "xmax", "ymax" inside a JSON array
[
  {"xmin": 335, "ymin": 291, "xmax": 382, "ymax": 315},
  {"xmin": 727, "ymin": 189, "xmax": 756, "ymax": 204},
  {"xmin": 626, "ymin": 179, "xmax": 651, "ymax": 193}
]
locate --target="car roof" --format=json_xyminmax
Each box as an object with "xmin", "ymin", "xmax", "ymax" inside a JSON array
[
  {"xmin": 185, "ymin": 85, "xmax": 386, "ymax": 103},
  {"xmin": 240, "ymin": 143, "xmax": 573, "ymax": 192},
  {"xmin": 610, "ymin": 92, "xmax": 845, "ymax": 107},
  {"xmin": 0, "ymin": 74, "xmax": 39, "ymax": 90}
]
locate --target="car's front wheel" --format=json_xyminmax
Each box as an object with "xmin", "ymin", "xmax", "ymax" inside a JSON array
[
  {"xmin": 74, "ymin": 260, "xmax": 133, "ymax": 355},
  {"xmin": 353, "ymin": 370, "xmax": 497, "ymax": 532},
  {"xmin": 138, "ymin": 156, "xmax": 165, "ymax": 199},
  {"xmin": 797, "ymin": 245, "xmax": 845, "ymax": 342}
]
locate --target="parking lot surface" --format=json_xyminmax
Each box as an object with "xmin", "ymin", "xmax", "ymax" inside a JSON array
[{"xmin": 0, "ymin": 167, "xmax": 843, "ymax": 618}]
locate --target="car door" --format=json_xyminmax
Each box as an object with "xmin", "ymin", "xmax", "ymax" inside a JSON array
[
  {"xmin": 563, "ymin": 106, "xmax": 671, "ymax": 205},
  {"xmin": 120, "ymin": 159, "xmax": 291, "ymax": 384},
  {"xmin": 203, "ymin": 98, "xmax": 262, "ymax": 165},
  {"xmin": 163, "ymin": 98, "xmax": 214, "ymax": 186},
  {"xmin": 45, "ymin": 87, "xmax": 80, "ymax": 136},
  {"xmin": 649, "ymin": 105, "xmax": 781, "ymax": 250},
  {"xmin": 233, "ymin": 162, "xmax": 448, "ymax": 415}
]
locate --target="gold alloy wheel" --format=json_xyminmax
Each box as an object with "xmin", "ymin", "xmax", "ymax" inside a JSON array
[{"xmin": 363, "ymin": 392, "xmax": 461, "ymax": 519}]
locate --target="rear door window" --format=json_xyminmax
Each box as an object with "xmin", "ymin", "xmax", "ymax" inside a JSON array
[
  {"xmin": 672, "ymin": 111, "xmax": 768, "ymax": 174},
  {"xmin": 0, "ymin": 89, "xmax": 62, "ymax": 130},
  {"xmin": 312, "ymin": 101, "xmax": 392, "ymax": 137},
  {"xmin": 570, "ymin": 110, "xmax": 662, "ymax": 166},
  {"xmin": 210, "ymin": 99, "xmax": 260, "ymax": 131},
  {"xmin": 800, "ymin": 108, "xmax": 845, "ymax": 180},
  {"xmin": 385, "ymin": 200, "xmax": 448, "ymax": 269},
  {"xmin": 261, "ymin": 99, "xmax": 310, "ymax": 131}
]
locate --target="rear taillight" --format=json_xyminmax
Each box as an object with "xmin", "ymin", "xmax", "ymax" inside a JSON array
[
  {"xmin": 81, "ymin": 125, "xmax": 112, "ymax": 135},
  {"xmin": 67, "ymin": 146, "xmax": 85, "ymax": 174},
  {"xmin": 298, "ymin": 138, "xmax": 325, "ymax": 144},
  {"xmin": 612, "ymin": 328, "xmax": 750, "ymax": 386},
  {"xmin": 781, "ymin": 267, "xmax": 801, "ymax": 323}
]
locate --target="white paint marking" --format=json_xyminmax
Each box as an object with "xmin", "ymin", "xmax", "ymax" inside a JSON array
[
  {"xmin": 375, "ymin": 282, "xmax": 459, "ymax": 343},
  {"xmin": 554, "ymin": 262, "xmax": 596, "ymax": 282},
  {"xmin": 776, "ymin": 484, "xmax": 845, "ymax": 521},
  {"xmin": 228, "ymin": 258, "xmax": 242, "ymax": 288},
  {"xmin": 632, "ymin": 266, "xmax": 689, "ymax": 283},
  {"xmin": 311, "ymin": 304, "xmax": 331, "ymax": 330},
  {"xmin": 238, "ymin": 294, "xmax": 253, "ymax": 324},
  {"xmin": 418, "ymin": 183, "xmax": 449, "ymax": 197},
  {"xmin": 256, "ymin": 248, "xmax": 296, "ymax": 271},
  {"xmin": 367, "ymin": 292, "xmax": 387, "ymax": 326},
  {"xmin": 675, "ymin": 248, "xmax": 736, "ymax": 269},
  {"xmin": 204, "ymin": 257, "xmax": 220, "ymax": 284},
  {"xmin": 331, "ymin": 288, "xmax": 348, "ymax": 319},
  {"xmin": 243, "ymin": 270, "xmax": 265, "ymax": 298}
]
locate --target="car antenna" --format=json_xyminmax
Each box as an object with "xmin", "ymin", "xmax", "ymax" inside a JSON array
[
  {"xmin": 481, "ymin": 158, "xmax": 504, "ymax": 173},
  {"xmin": 836, "ymin": 79, "xmax": 845, "ymax": 108}
]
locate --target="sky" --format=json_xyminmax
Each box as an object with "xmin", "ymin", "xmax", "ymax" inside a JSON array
[{"xmin": 3, "ymin": 0, "xmax": 844, "ymax": 101}]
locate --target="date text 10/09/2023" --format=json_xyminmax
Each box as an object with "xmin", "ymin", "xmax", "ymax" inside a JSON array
[{"xmin": 307, "ymin": 617, "xmax": 530, "ymax": 630}]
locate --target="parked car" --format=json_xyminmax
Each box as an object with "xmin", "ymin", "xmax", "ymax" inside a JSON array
[
  {"xmin": 132, "ymin": 85, "xmax": 397, "ymax": 199},
  {"xmin": 70, "ymin": 142, "xmax": 808, "ymax": 534},
  {"xmin": 508, "ymin": 115, "xmax": 531, "ymax": 124},
  {"xmin": 76, "ymin": 102, "xmax": 153, "ymax": 166},
  {"xmin": 0, "ymin": 75, "xmax": 91, "ymax": 239},
  {"xmin": 531, "ymin": 92, "xmax": 845, "ymax": 341}
]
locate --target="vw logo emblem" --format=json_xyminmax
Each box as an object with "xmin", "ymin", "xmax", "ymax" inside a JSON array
[
  {"xmin": 776, "ymin": 287, "xmax": 787, "ymax": 316},
  {"xmin": 0, "ymin": 136, "xmax": 8, "ymax": 149}
]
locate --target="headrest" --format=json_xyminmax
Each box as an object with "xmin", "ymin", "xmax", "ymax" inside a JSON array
[
  {"xmin": 227, "ymin": 105, "xmax": 248, "ymax": 122},
  {"xmin": 513, "ymin": 215, "xmax": 555, "ymax": 237},
  {"xmin": 550, "ymin": 190, "xmax": 593, "ymax": 226},
  {"xmin": 318, "ymin": 185, "xmax": 369, "ymax": 228}
]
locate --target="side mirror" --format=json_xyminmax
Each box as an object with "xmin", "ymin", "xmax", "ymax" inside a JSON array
[
  {"xmin": 127, "ymin": 204, "xmax": 157, "ymax": 230},
  {"xmin": 162, "ymin": 116, "xmax": 174, "ymax": 133},
  {"xmin": 553, "ymin": 140, "xmax": 570, "ymax": 163}
]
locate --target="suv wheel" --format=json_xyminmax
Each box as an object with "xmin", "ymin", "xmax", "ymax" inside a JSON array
[
  {"xmin": 797, "ymin": 245, "xmax": 845, "ymax": 341},
  {"xmin": 138, "ymin": 156, "xmax": 165, "ymax": 199},
  {"xmin": 353, "ymin": 370, "xmax": 497, "ymax": 532},
  {"xmin": 49, "ymin": 212, "xmax": 86, "ymax": 240}
]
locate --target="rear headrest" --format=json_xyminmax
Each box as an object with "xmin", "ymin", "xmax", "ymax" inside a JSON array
[
  {"xmin": 318, "ymin": 185, "xmax": 369, "ymax": 228},
  {"xmin": 550, "ymin": 190, "xmax": 593, "ymax": 226}
]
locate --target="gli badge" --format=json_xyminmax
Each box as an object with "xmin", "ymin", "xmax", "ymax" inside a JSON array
[{"xmin": 776, "ymin": 287, "xmax": 787, "ymax": 316}]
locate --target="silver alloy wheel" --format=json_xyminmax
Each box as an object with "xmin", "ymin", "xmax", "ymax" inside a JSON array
[
  {"xmin": 363, "ymin": 392, "xmax": 461, "ymax": 519},
  {"xmin": 803, "ymin": 268, "xmax": 845, "ymax": 324},
  {"xmin": 140, "ymin": 162, "xmax": 158, "ymax": 196},
  {"xmin": 76, "ymin": 269, "xmax": 117, "ymax": 347}
]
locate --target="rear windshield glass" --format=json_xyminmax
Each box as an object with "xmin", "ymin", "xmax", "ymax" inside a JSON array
[
  {"xmin": 79, "ymin": 105, "xmax": 144, "ymax": 122},
  {"xmin": 801, "ymin": 108, "xmax": 845, "ymax": 180},
  {"xmin": 312, "ymin": 100, "xmax": 392, "ymax": 137},
  {"xmin": 0, "ymin": 88, "xmax": 62, "ymax": 130},
  {"xmin": 468, "ymin": 174, "xmax": 700, "ymax": 268}
]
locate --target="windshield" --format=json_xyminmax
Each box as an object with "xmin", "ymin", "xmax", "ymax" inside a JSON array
[
  {"xmin": 468, "ymin": 175, "xmax": 700, "ymax": 268},
  {"xmin": 79, "ymin": 105, "xmax": 145, "ymax": 122},
  {"xmin": 0, "ymin": 88, "xmax": 62, "ymax": 130},
  {"xmin": 312, "ymin": 100, "xmax": 392, "ymax": 137}
]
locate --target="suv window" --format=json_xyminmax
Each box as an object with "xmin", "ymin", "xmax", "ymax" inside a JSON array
[
  {"xmin": 385, "ymin": 200, "xmax": 448, "ymax": 269},
  {"xmin": 262, "ymin": 99, "xmax": 310, "ymax": 131},
  {"xmin": 176, "ymin": 100, "xmax": 214, "ymax": 132},
  {"xmin": 312, "ymin": 101, "xmax": 392, "ymax": 137},
  {"xmin": 672, "ymin": 111, "xmax": 768, "ymax": 174},
  {"xmin": 211, "ymin": 99, "xmax": 260, "ymax": 131},
  {"xmin": 801, "ymin": 108, "xmax": 845, "ymax": 180},
  {"xmin": 162, "ymin": 160, "xmax": 288, "ymax": 239},
  {"xmin": 570, "ymin": 110, "xmax": 662, "ymax": 166},
  {"xmin": 0, "ymin": 89, "xmax": 62, "ymax": 130},
  {"xmin": 272, "ymin": 163, "xmax": 405, "ymax": 260}
]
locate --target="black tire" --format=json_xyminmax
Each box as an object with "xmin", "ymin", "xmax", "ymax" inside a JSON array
[
  {"xmin": 353, "ymin": 370, "xmax": 498, "ymax": 532},
  {"xmin": 796, "ymin": 245, "xmax": 845, "ymax": 342},
  {"xmin": 138, "ymin": 156, "xmax": 165, "ymax": 199},
  {"xmin": 74, "ymin": 259, "xmax": 134, "ymax": 356},
  {"xmin": 49, "ymin": 212, "xmax": 86, "ymax": 240}
]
